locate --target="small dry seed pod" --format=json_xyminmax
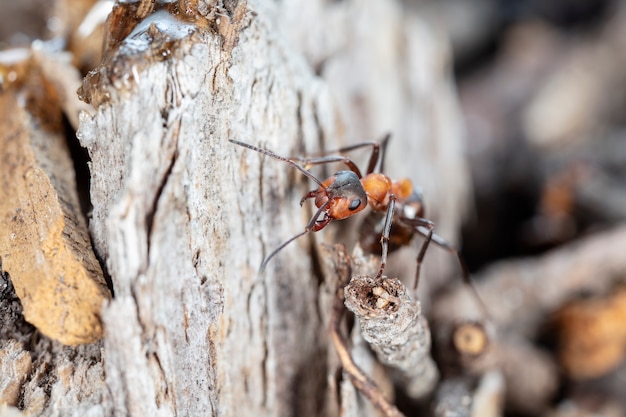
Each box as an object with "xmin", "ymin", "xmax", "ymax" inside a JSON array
[{"xmin": 453, "ymin": 322, "xmax": 489, "ymax": 358}]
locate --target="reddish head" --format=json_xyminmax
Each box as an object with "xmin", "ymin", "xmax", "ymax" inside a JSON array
[{"xmin": 309, "ymin": 170, "xmax": 368, "ymax": 221}]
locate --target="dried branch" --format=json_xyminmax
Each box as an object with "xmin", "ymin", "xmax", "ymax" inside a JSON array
[
  {"xmin": 330, "ymin": 294, "xmax": 406, "ymax": 417},
  {"xmin": 434, "ymin": 225, "xmax": 626, "ymax": 339},
  {"xmin": 432, "ymin": 310, "xmax": 557, "ymax": 414},
  {"xmin": 498, "ymin": 337, "xmax": 559, "ymax": 415},
  {"xmin": 470, "ymin": 371, "xmax": 505, "ymax": 417},
  {"xmin": 432, "ymin": 318, "xmax": 498, "ymax": 378},
  {"xmin": 344, "ymin": 274, "xmax": 439, "ymax": 399},
  {"xmin": 319, "ymin": 244, "xmax": 403, "ymax": 417}
]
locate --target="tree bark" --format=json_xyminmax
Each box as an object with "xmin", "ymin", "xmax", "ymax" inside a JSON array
[
  {"xmin": 1, "ymin": 0, "xmax": 469, "ymax": 415},
  {"xmin": 77, "ymin": 1, "xmax": 351, "ymax": 414}
]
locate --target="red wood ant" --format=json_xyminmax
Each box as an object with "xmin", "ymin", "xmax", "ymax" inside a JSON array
[{"xmin": 230, "ymin": 136, "xmax": 476, "ymax": 294}]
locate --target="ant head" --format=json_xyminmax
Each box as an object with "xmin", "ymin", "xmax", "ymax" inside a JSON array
[{"xmin": 323, "ymin": 170, "xmax": 368, "ymax": 220}]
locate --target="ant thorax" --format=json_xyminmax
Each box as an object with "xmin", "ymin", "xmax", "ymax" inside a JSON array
[{"xmin": 361, "ymin": 173, "xmax": 392, "ymax": 211}]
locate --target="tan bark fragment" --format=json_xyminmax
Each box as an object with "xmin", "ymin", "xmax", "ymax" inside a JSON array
[{"xmin": 0, "ymin": 80, "xmax": 110, "ymax": 345}]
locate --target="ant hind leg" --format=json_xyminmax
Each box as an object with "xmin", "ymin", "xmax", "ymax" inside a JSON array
[
  {"xmin": 414, "ymin": 226, "xmax": 491, "ymax": 318},
  {"xmin": 414, "ymin": 221, "xmax": 435, "ymax": 290},
  {"xmin": 399, "ymin": 217, "xmax": 435, "ymax": 290}
]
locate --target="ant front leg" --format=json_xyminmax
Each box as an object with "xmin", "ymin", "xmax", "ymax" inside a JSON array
[
  {"xmin": 300, "ymin": 189, "xmax": 317, "ymax": 206},
  {"xmin": 376, "ymin": 194, "xmax": 396, "ymax": 279},
  {"xmin": 260, "ymin": 201, "xmax": 330, "ymax": 272},
  {"xmin": 376, "ymin": 133, "xmax": 391, "ymax": 174}
]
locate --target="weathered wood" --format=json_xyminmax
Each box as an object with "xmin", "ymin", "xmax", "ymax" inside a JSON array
[
  {"xmin": 0, "ymin": 49, "xmax": 109, "ymax": 412},
  {"xmin": 434, "ymin": 225, "xmax": 626, "ymax": 338},
  {"xmin": 432, "ymin": 228, "xmax": 626, "ymax": 413},
  {"xmin": 344, "ymin": 274, "xmax": 438, "ymax": 399},
  {"xmin": 0, "ymin": 52, "xmax": 110, "ymax": 346},
  {"xmin": 0, "ymin": 258, "xmax": 107, "ymax": 417},
  {"xmin": 0, "ymin": 0, "xmax": 470, "ymax": 415},
  {"xmin": 0, "ymin": 341, "xmax": 31, "ymax": 407},
  {"xmin": 73, "ymin": 0, "xmax": 469, "ymax": 415},
  {"xmin": 77, "ymin": 2, "xmax": 339, "ymax": 415}
]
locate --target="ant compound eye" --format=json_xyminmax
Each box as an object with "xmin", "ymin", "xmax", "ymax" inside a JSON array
[{"xmin": 349, "ymin": 199, "xmax": 362, "ymax": 211}]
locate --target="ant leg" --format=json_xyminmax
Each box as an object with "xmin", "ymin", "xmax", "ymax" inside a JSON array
[
  {"xmin": 377, "ymin": 133, "xmax": 391, "ymax": 174},
  {"xmin": 293, "ymin": 133, "xmax": 392, "ymax": 176},
  {"xmin": 298, "ymin": 141, "xmax": 377, "ymax": 159},
  {"xmin": 329, "ymin": 133, "xmax": 391, "ymax": 174},
  {"xmin": 297, "ymin": 137, "xmax": 387, "ymax": 175},
  {"xmin": 329, "ymin": 133, "xmax": 390, "ymax": 174},
  {"xmin": 413, "ymin": 227, "xmax": 470, "ymax": 285},
  {"xmin": 398, "ymin": 217, "xmax": 435, "ymax": 289},
  {"xmin": 300, "ymin": 190, "xmax": 318, "ymax": 206},
  {"xmin": 376, "ymin": 194, "xmax": 396, "ymax": 279},
  {"xmin": 414, "ymin": 221, "xmax": 434, "ymax": 290},
  {"xmin": 296, "ymin": 155, "xmax": 363, "ymax": 178},
  {"xmin": 260, "ymin": 201, "xmax": 330, "ymax": 272},
  {"xmin": 414, "ymin": 226, "xmax": 490, "ymax": 318}
]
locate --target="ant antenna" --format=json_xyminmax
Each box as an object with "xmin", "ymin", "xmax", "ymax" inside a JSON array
[
  {"xmin": 259, "ymin": 230, "xmax": 308, "ymax": 273},
  {"xmin": 230, "ymin": 139, "xmax": 336, "ymax": 273}
]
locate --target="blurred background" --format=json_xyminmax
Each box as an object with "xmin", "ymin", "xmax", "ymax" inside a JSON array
[
  {"xmin": 418, "ymin": 1, "xmax": 626, "ymax": 416},
  {"xmin": 406, "ymin": 0, "xmax": 624, "ymax": 271}
]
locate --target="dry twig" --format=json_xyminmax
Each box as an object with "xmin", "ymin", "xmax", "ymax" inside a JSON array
[
  {"xmin": 330, "ymin": 295, "xmax": 406, "ymax": 417},
  {"xmin": 434, "ymin": 225, "xmax": 626, "ymax": 338},
  {"xmin": 321, "ymin": 244, "xmax": 405, "ymax": 417},
  {"xmin": 344, "ymin": 274, "xmax": 439, "ymax": 399}
]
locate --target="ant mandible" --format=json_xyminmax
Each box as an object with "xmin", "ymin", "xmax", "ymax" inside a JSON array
[{"xmin": 230, "ymin": 135, "xmax": 472, "ymax": 292}]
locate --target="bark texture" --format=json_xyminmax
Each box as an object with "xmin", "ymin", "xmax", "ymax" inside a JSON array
[
  {"xmin": 1, "ymin": 0, "xmax": 469, "ymax": 415},
  {"xmin": 78, "ymin": 2, "xmax": 343, "ymax": 415}
]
